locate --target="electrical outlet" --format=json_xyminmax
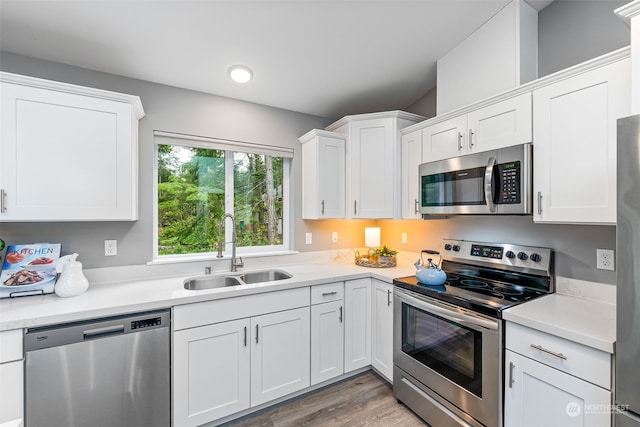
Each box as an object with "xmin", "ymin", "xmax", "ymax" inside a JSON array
[
  {"xmin": 331, "ymin": 232, "xmax": 338, "ymax": 243},
  {"xmin": 596, "ymin": 249, "xmax": 614, "ymax": 271},
  {"xmin": 104, "ymin": 239, "xmax": 117, "ymax": 256},
  {"xmin": 401, "ymin": 232, "xmax": 408, "ymax": 244},
  {"xmin": 305, "ymin": 233, "xmax": 313, "ymax": 245}
]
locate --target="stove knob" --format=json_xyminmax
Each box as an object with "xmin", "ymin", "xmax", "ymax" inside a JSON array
[
  {"xmin": 452, "ymin": 245, "xmax": 461, "ymax": 252},
  {"xmin": 530, "ymin": 253, "xmax": 542, "ymax": 262},
  {"xmin": 444, "ymin": 243, "xmax": 452, "ymax": 251},
  {"xmin": 505, "ymin": 250, "xmax": 516, "ymax": 259},
  {"xmin": 517, "ymin": 252, "xmax": 528, "ymax": 261}
]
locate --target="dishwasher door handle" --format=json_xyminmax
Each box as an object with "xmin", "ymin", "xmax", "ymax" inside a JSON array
[{"xmin": 83, "ymin": 325, "xmax": 125, "ymax": 340}]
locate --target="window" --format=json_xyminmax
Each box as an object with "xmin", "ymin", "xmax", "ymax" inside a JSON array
[{"xmin": 154, "ymin": 131, "xmax": 291, "ymax": 259}]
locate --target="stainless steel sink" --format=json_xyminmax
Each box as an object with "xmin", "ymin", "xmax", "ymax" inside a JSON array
[
  {"xmin": 238, "ymin": 269, "xmax": 292, "ymax": 284},
  {"xmin": 183, "ymin": 275, "xmax": 243, "ymax": 290},
  {"xmin": 183, "ymin": 269, "xmax": 292, "ymax": 290}
]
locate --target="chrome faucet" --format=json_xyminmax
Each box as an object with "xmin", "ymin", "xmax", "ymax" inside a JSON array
[{"xmin": 217, "ymin": 213, "xmax": 244, "ymax": 272}]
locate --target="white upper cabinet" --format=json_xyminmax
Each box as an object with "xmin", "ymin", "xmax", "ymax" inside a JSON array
[
  {"xmin": 299, "ymin": 130, "xmax": 345, "ymax": 219},
  {"xmin": 327, "ymin": 111, "xmax": 424, "ymax": 219},
  {"xmin": 400, "ymin": 129, "xmax": 422, "ymax": 219},
  {"xmin": 0, "ymin": 72, "xmax": 144, "ymax": 222},
  {"xmin": 533, "ymin": 56, "xmax": 630, "ymax": 224},
  {"xmin": 421, "ymin": 93, "xmax": 532, "ymax": 163}
]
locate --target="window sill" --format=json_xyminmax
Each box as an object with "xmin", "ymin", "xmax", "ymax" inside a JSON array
[{"xmin": 147, "ymin": 250, "xmax": 300, "ymax": 266}]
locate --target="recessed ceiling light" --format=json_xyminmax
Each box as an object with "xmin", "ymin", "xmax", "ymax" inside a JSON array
[{"xmin": 228, "ymin": 65, "xmax": 253, "ymax": 83}]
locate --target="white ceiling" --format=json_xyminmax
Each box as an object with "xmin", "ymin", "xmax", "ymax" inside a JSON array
[{"xmin": 0, "ymin": 0, "xmax": 553, "ymax": 119}]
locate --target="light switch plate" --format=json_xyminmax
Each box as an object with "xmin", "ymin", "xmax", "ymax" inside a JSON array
[{"xmin": 305, "ymin": 233, "xmax": 313, "ymax": 245}]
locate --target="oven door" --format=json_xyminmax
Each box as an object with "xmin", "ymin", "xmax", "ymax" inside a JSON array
[{"xmin": 393, "ymin": 288, "xmax": 501, "ymax": 427}]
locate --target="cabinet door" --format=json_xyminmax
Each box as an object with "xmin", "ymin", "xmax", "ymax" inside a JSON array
[
  {"xmin": 467, "ymin": 92, "xmax": 532, "ymax": 153},
  {"xmin": 504, "ymin": 350, "xmax": 611, "ymax": 427},
  {"xmin": 251, "ymin": 307, "xmax": 310, "ymax": 406},
  {"xmin": 421, "ymin": 115, "xmax": 467, "ymax": 162},
  {"xmin": 0, "ymin": 82, "xmax": 138, "ymax": 221},
  {"xmin": 317, "ymin": 136, "xmax": 346, "ymax": 218},
  {"xmin": 0, "ymin": 360, "xmax": 23, "ymax": 424},
  {"xmin": 401, "ymin": 129, "xmax": 422, "ymax": 219},
  {"xmin": 173, "ymin": 319, "xmax": 251, "ymax": 427},
  {"xmin": 533, "ymin": 58, "xmax": 630, "ymax": 224},
  {"xmin": 311, "ymin": 300, "xmax": 344, "ymax": 385},
  {"xmin": 349, "ymin": 119, "xmax": 395, "ymax": 218},
  {"xmin": 371, "ymin": 280, "xmax": 393, "ymax": 382},
  {"xmin": 344, "ymin": 278, "xmax": 371, "ymax": 372}
]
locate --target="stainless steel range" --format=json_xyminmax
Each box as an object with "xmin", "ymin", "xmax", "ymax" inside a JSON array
[{"xmin": 393, "ymin": 239, "xmax": 553, "ymax": 427}]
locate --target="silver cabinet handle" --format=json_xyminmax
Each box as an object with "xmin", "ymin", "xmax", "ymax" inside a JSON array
[
  {"xmin": 0, "ymin": 189, "xmax": 6, "ymax": 213},
  {"xmin": 321, "ymin": 200, "xmax": 325, "ymax": 215},
  {"xmin": 244, "ymin": 326, "xmax": 247, "ymax": 347},
  {"xmin": 255, "ymin": 324, "xmax": 259, "ymax": 344},
  {"xmin": 339, "ymin": 306, "xmax": 343, "ymax": 323},
  {"xmin": 414, "ymin": 198, "xmax": 419, "ymax": 215},
  {"xmin": 387, "ymin": 289, "xmax": 392, "ymax": 306},
  {"xmin": 83, "ymin": 325, "xmax": 124, "ymax": 340},
  {"xmin": 354, "ymin": 200, "xmax": 357, "ymax": 216},
  {"xmin": 508, "ymin": 361, "xmax": 515, "ymax": 388},
  {"xmin": 322, "ymin": 291, "xmax": 337, "ymax": 296},
  {"xmin": 484, "ymin": 156, "xmax": 497, "ymax": 213},
  {"xmin": 469, "ymin": 129, "xmax": 475, "ymax": 148},
  {"xmin": 457, "ymin": 132, "xmax": 464, "ymax": 150},
  {"xmin": 530, "ymin": 344, "xmax": 567, "ymax": 360},
  {"xmin": 537, "ymin": 192, "xmax": 543, "ymax": 215}
]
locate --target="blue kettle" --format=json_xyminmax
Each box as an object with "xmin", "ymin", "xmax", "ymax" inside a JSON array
[{"xmin": 415, "ymin": 250, "xmax": 447, "ymax": 286}]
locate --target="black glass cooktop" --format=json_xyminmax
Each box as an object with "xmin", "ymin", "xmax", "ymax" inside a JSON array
[{"xmin": 393, "ymin": 262, "xmax": 548, "ymax": 319}]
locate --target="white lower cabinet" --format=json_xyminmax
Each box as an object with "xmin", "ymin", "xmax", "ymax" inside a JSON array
[
  {"xmin": 371, "ymin": 280, "xmax": 393, "ymax": 382},
  {"xmin": 0, "ymin": 329, "xmax": 23, "ymax": 425},
  {"xmin": 311, "ymin": 300, "xmax": 344, "ymax": 385},
  {"xmin": 504, "ymin": 322, "xmax": 612, "ymax": 427},
  {"xmin": 250, "ymin": 307, "xmax": 310, "ymax": 406},
  {"xmin": 173, "ymin": 319, "xmax": 251, "ymax": 426},
  {"xmin": 172, "ymin": 288, "xmax": 310, "ymax": 427},
  {"xmin": 504, "ymin": 350, "xmax": 611, "ymax": 427},
  {"xmin": 344, "ymin": 278, "xmax": 371, "ymax": 372}
]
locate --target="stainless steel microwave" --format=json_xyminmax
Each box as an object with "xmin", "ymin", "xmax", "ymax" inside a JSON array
[{"xmin": 419, "ymin": 143, "xmax": 532, "ymax": 216}]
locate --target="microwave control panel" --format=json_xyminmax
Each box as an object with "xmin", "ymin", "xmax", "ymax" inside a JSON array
[{"xmin": 496, "ymin": 161, "xmax": 521, "ymax": 204}]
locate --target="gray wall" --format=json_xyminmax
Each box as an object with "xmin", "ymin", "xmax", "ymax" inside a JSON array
[
  {"xmin": 538, "ymin": 0, "xmax": 629, "ymax": 77},
  {"xmin": 0, "ymin": 51, "xmax": 332, "ymax": 267}
]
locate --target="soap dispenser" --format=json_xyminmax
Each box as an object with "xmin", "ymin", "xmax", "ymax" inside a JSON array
[{"xmin": 55, "ymin": 253, "xmax": 89, "ymax": 297}]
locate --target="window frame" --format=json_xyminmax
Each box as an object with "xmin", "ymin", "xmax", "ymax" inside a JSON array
[{"xmin": 152, "ymin": 131, "xmax": 292, "ymax": 262}]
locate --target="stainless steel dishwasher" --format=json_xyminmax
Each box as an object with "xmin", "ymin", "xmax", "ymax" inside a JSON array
[{"xmin": 24, "ymin": 309, "xmax": 170, "ymax": 427}]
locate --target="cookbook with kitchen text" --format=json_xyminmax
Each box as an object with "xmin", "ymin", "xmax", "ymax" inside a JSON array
[{"xmin": 1, "ymin": 243, "xmax": 61, "ymax": 298}]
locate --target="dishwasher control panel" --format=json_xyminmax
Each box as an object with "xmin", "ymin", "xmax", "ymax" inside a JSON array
[{"xmin": 131, "ymin": 316, "xmax": 163, "ymax": 330}]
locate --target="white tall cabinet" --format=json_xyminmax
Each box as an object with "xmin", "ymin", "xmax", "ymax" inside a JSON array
[
  {"xmin": 371, "ymin": 280, "xmax": 393, "ymax": 382},
  {"xmin": 327, "ymin": 111, "xmax": 424, "ymax": 219},
  {"xmin": 533, "ymin": 56, "xmax": 631, "ymax": 224},
  {"xmin": 299, "ymin": 130, "xmax": 346, "ymax": 219},
  {"xmin": 0, "ymin": 72, "xmax": 144, "ymax": 221}
]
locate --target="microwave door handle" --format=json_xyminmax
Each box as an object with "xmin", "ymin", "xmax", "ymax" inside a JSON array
[{"xmin": 484, "ymin": 156, "xmax": 497, "ymax": 213}]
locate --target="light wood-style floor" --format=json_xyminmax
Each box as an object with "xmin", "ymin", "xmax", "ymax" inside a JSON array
[{"xmin": 224, "ymin": 372, "xmax": 426, "ymax": 426}]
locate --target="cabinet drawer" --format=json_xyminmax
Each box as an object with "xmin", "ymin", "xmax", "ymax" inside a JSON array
[
  {"xmin": 0, "ymin": 330, "xmax": 23, "ymax": 363},
  {"xmin": 174, "ymin": 287, "xmax": 310, "ymax": 331},
  {"xmin": 506, "ymin": 322, "xmax": 611, "ymax": 389},
  {"xmin": 311, "ymin": 282, "xmax": 344, "ymax": 305}
]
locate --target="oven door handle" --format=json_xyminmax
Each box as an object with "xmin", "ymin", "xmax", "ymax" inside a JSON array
[
  {"xmin": 395, "ymin": 289, "xmax": 499, "ymax": 331},
  {"xmin": 484, "ymin": 156, "xmax": 497, "ymax": 213}
]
